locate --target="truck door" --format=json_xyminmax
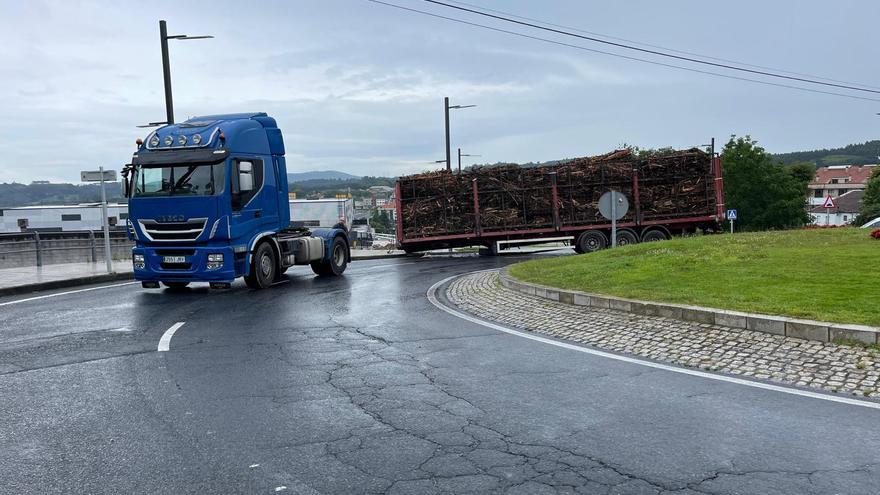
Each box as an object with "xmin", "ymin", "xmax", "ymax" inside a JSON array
[{"xmin": 230, "ymin": 157, "xmax": 271, "ymax": 242}]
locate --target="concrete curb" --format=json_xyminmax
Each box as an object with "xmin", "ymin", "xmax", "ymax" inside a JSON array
[
  {"xmin": 498, "ymin": 267, "xmax": 880, "ymax": 345},
  {"xmin": 0, "ymin": 271, "xmax": 135, "ymax": 298}
]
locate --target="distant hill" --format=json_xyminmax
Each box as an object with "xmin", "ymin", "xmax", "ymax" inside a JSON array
[
  {"xmin": 0, "ymin": 182, "xmax": 124, "ymax": 208},
  {"xmin": 770, "ymin": 140, "xmax": 880, "ymax": 167},
  {"xmin": 288, "ymin": 170, "xmax": 361, "ymax": 183}
]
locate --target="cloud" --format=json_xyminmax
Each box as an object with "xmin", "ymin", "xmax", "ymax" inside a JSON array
[{"xmin": 0, "ymin": 0, "xmax": 877, "ymax": 184}]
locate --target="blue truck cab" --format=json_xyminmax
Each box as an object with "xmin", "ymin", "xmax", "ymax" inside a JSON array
[{"xmin": 122, "ymin": 113, "xmax": 350, "ymax": 290}]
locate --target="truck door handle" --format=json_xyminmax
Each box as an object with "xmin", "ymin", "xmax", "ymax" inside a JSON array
[{"xmin": 254, "ymin": 210, "xmax": 262, "ymax": 218}]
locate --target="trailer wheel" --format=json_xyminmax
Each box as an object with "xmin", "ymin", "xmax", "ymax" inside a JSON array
[
  {"xmin": 641, "ymin": 228, "xmax": 670, "ymax": 243},
  {"xmin": 162, "ymin": 282, "xmax": 189, "ymax": 290},
  {"xmin": 615, "ymin": 228, "xmax": 639, "ymax": 247},
  {"xmin": 311, "ymin": 236, "xmax": 348, "ymax": 277},
  {"xmin": 575, "ymin": 231, "xmax": 608, "ymax": 253},
  {"xmin": 245, "ymin": 242, "xmax": 277, "ymax": 289}
]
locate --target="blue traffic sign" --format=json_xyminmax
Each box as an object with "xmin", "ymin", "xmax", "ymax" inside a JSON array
[{"xmin": 727, "ymin": 209, "xmax": 738, "ymax": 220}]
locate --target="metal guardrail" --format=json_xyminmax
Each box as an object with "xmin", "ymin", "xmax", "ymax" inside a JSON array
[
  {"xmin": 0, "ymin": 230, "xmax": 133, "ymax": 267},
  {"xmin": 372, "ymin": 233, "xmax": 397, "ymax": 243}
]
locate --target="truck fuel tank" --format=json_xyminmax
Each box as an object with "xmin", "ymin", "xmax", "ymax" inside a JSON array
[{"xmin": 286, "ymin": 237, "xmax": 325, "ymax": 265}]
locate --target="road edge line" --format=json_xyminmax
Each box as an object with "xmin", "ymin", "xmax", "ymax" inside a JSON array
[
  {"xmin": 0, "ymin": 271, "xmax": 134, "ymax": 298},
  {"xmin": 0, "ymin": 281, "xmax": 139, "ymax": 307},
  {"xmin": 427, "ymin": 271, "xmax": 880, "ymax": 411}
]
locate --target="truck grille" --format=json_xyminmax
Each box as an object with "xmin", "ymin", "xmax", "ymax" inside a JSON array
[{"xmin": 138, "ymin": 218, "xmax": 207, "ymax": 242}]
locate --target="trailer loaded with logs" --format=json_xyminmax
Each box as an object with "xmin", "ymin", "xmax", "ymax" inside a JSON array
[{"xmin": 394, "ymin": 147, "xmax": 724, "ymax": 254}]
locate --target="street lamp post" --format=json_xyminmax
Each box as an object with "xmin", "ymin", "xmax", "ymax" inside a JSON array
[
  {"xmin": 158, "ymin": 20, "xmax": 213, "ymax": 125},
  {"xmin": 444, "ymin": 97, "xmax": 476, "ymax": 172},
  {"xmin": 458, "ymin": 148, "xmax": 481, "ymax": 174}
]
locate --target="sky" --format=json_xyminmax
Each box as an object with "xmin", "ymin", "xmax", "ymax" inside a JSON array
[{"xmin": 1, "ymin": 0, "xmax": 879, "ymax": 183}]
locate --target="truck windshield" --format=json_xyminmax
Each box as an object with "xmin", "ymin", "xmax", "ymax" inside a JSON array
[{"xmin": 132, "ymin": 164, "xmax": 225, "ymax": 197}]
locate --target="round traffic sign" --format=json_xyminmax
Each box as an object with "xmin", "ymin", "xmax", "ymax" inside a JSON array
[{"xmin": 598, "ymin": 191, "xmax": 629, "ymax": 221}]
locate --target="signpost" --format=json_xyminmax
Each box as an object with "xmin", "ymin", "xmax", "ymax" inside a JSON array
[
  {"xmin": 822, "ymin": 195, "xmax": 836, "ymax": 226},
  {"xmin": 599, "ymin": 191, "xmax": 629, "ymax": 247},
  {"xmin": 727, "ymin": 209, "xmax": 737, "ymax": 234},
  {"xmin": 81, "ymin": 167, "xmax": 117, "ymax": 273}
]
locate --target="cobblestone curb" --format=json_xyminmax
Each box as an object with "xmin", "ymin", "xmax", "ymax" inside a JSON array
[
  {"xmin": 447, "ymin": 270, "xmax": 880, "ymax": 398},
  {"xmin": 499, "ymin": 267, "xmax": 880, "ymax": 345}
]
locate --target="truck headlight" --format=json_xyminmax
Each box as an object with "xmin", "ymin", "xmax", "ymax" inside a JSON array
[{"xmin": 133, "ymin": 254, "xmax": 145, "ymax": 269}]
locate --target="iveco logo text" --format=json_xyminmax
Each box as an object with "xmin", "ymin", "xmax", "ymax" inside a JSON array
[{"xmin": 157, "ymin": 215, "xmax": 185, "ymax": 223}]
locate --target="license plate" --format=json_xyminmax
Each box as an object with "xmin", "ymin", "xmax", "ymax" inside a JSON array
[{"xmin": 162, "ymin": 256, "xmax": 186, "ymax": 263}]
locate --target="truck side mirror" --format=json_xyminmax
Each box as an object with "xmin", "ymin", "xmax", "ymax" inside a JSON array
[
  {"xmin": 238, "ymin": 161, "xmax": 254, "ymax": 192},
  {"xmin": 121, "ymin": 164, "xmax": 132, "ymax": 197}
]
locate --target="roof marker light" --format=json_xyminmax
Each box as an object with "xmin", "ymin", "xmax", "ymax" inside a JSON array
[
  {"xmin": 192, "ymin": 134, "xmax": 202, "ymax": 145},
  {"xmin": 164, "ymin": 135, "xmax": 173, "ymax": 146},
  {"xmin": 178, "ymin": 135, "xmax": 187, "ymax": 145},
  {"xmin": 149, "ymin": 136, "xmax": 160, "ymax": 147},
  {"xmin": 136, "ymin": 138, "xmax": 143, "ymax": 146}
]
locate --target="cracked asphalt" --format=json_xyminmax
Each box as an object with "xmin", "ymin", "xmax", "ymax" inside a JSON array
[{"xmin": 1, "ymin": 252, "xmax": 879, "ymax": 494}]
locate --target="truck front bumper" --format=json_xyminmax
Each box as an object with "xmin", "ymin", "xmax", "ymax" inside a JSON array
[{"xmin": 132, "ymin": 246, "xmax": 236, "ymax": 283}]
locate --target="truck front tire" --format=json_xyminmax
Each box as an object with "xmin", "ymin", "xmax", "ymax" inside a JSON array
[
  {"xmin": 245, "ymin": 242, "xmax": 277, "ymax": 289},
  {"xmin": 311, "ymin": 236, "xmax": 348, "ymax": 277}
]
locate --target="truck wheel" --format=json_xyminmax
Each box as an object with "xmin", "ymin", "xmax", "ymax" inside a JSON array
[
  {"xmin": 245, "ymin": 242, "xmax": 277, "ymax": 289},
  {"xmin": 641, "ymin": 228, "xmax": 670, "ymax": 243},
  {"xmin": 615, "ymin": 228, "xmax": 639, "ymax": 247},
  {"xmin": 162, "ymin": 282, "xmax": 189, "ymax": 290},
  {"xmin": 311, "ymin": 236, "xmax": 348, "ymax": 277},
  {"xmin": 575, "ymin": 231, "xmax": 608, "ymax": 253}
]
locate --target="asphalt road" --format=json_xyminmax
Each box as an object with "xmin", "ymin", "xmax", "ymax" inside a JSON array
[{"xmin": 1, "ymin": 253, "xmax": 879, "ymax": 494}]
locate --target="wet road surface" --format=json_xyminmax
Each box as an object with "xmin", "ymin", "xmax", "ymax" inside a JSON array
[{"xmin": 1, "ymin": 253, "xmax": 879, "ymax": 494}]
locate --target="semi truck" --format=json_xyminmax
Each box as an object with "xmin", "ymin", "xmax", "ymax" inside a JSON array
[
  {"xmin": 122, "ymin": 113, "xmax": 350, "ymax": 290},
  {"xmin": 395, "ymin": 147, "xmax": 724, "ymax": 254}
]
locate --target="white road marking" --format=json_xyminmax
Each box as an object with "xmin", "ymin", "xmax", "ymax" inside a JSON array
[
  {"xmin": 274, "ymin": 486, "xmax": 287, "ymax": 492},
  {"xmin": 427, "ymin": 272, "xmax": 880, "ymax": 411},
  {"xmin": 157, "ymin": 322, "xmax": 186, "ymax": 352},
  {"xmin": 249, "ymin": 464, "xmax": 260, "ymax": 468},
  {"xmin": 0, "ymin": 281, "xmax": 138, "ymax": 307}
]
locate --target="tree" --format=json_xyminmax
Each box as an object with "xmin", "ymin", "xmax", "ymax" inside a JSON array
[
  {"xmin": 721, "ymin": 136, "xmax": 810, "ymax": 230},
  {"xmin": 855, "ymin": 168, "xmax": 880, "ymax": 226},
  {"xmin": 786, "ymin": 162, "xmax": 816, "ymax": 190},
  {"xmin": 370, "ymin": 209, "xmax": 394, "ymax": 234}
]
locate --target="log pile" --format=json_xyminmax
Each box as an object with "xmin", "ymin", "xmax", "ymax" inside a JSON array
[{"xmin": 398, "ymin": 148, "xmax": 715, "ymax": 238}]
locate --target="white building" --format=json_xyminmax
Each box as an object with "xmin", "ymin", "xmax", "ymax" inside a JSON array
[
  {"xmin": 0, "ymin": 204, "xmax": 129, "ymax": 233},
  {"xmin": 807, "ymin": 164, "xmax": 877, "ymax": 206},
  {"xmin": 808, "ymin": 190, "xmax": 863, "ymax": 226},
  {"xmin": 1, "ymin": 198, "xmax": 355, "ymax": 233}
]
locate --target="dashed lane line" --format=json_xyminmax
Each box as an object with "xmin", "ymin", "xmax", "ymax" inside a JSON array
[
  {"xmin": 157, "ymin": 322, "xmax": 186, "ymax": 352},
  {"xmin": 427, "ymin": 271, "xmax": 880, "ymax": 411}
]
